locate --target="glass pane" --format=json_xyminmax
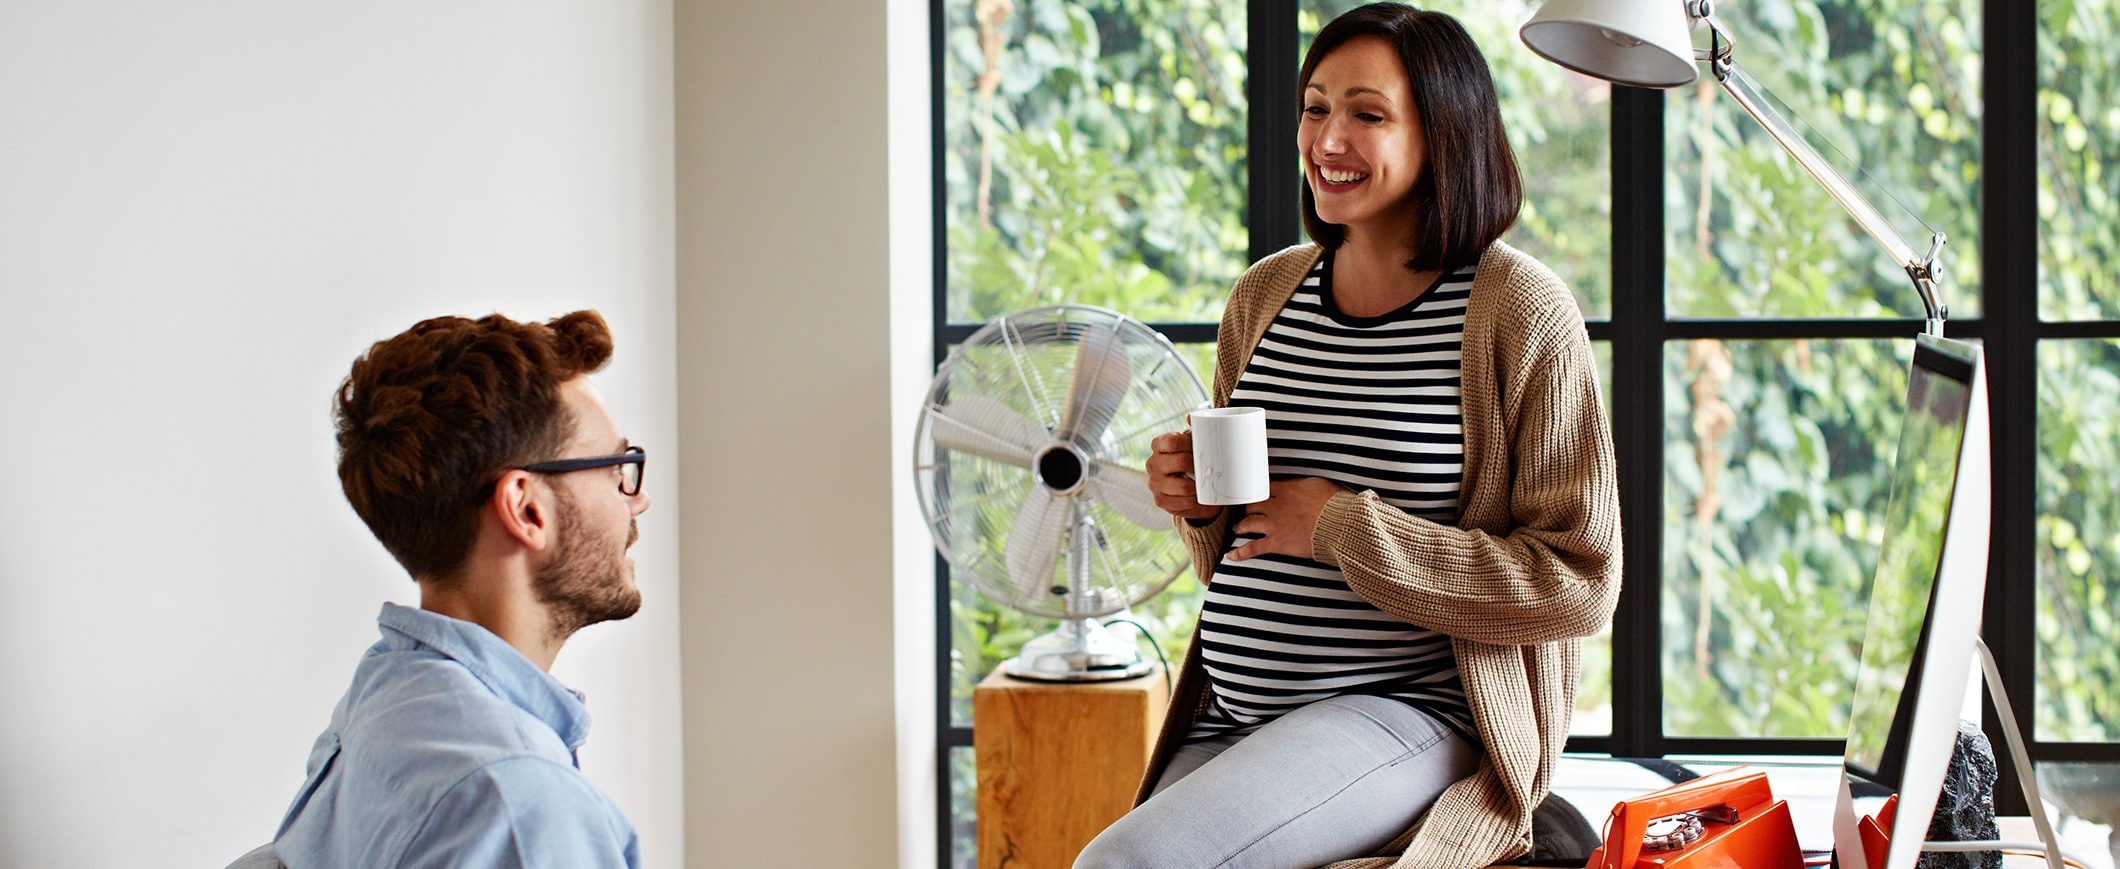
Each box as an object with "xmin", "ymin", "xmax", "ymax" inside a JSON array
[
  {"xmin": 1575, "ymin": 621, "xmax": 1613, "ymax": 737},
  {"xmin": 951, "ymin": 573, "xmax": 1039, "ymax": 727},
  {"xmin": 1300, "ymin": 1, "xmax": 1612, "ymax": 317},
  {"xmin": 1595, "ymin": 339, "xmax": 1613, "ymax": 418},
  {"xmin": 2036, "ymin": 762, "xmax": 2120, "ymax": 869},
  {"xmin": 1664, "ymin": 0, "xmax": 1981, "ymax": 320},
  {"xmin": 943, "ymin": 0, "xmax": 1247, "ymax": 324},
  {"xmin": 950, "ymin": 746, "xmax": 978, "ymax": 869},
  {"xmin": 2036, "ymin": 339, "xmax": 2120, "ymax": 742},
  {"xmin": 1662, "ymin": 339, "xmax": 1911, "ymax": 737},
  {"xmin": 2039, "ymin": 0, "xmax": 2120, "ymax": 320}
]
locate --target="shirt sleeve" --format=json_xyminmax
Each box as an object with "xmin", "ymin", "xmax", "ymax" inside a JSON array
[{"xmin": 398, "ymin": 756, "xmax": 640, "ymax": 869}]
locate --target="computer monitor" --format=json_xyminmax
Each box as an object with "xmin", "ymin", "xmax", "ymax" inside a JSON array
[{"xmin": 1832, "ymin": 334, "xmax": 1991, "ymax": 869}]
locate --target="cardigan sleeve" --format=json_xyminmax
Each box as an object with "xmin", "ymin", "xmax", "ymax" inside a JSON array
[
  {"xmin": 1176, "ymin": 510, "xmax": 1236, "ymax": 582},
  {"xmin": 1310, "ymin": 287, "xmax": 1621, "ymax": 646}
]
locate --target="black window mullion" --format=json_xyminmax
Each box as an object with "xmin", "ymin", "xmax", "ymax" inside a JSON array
[
  {"xmin": 929, "ymin": 0, "xmax": 954, "ymax": 861},
  {"xmin": 1248, "ymin": 0, "xmax": 1301, "ymax": 262},
  {"xmin": 1980, "ymin": 0, "xmax": 2041, "ymax": 817},
  {"xmin": 1664, "ymin": 318, "xmax": 1959, "ymax": 341},
  {"xmin": 2036, "ymin": 320, "xmax": 2120, "ymax": 340},
  {"xmin": 2029, "ymin": 743, "xmax": 2120, "ymax": 763},
  {"xmin": 1663, "ymin": 737, "xmax": 1847, "ymax": 756},
  {"xmin": 1609, "ymin": 83, "xmax": 1667, "ymax": 760}
]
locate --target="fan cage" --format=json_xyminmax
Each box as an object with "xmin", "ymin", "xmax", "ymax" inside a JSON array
[{"xmin": 913, "ymin": 305, "xmax": 1208, "ymax": 620}]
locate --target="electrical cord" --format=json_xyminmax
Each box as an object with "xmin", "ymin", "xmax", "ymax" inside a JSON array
[{"xmin": 1101, "ymin": 617, "xmax": 1173, "ymax": 701}]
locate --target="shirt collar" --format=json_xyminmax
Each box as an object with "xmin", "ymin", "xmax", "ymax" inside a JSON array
[{"xmin": 375, "ymin": 602, "xmax": 592, "ymax": 750}]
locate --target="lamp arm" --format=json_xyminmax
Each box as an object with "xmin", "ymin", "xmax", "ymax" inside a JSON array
[{"xmin": 1697, "ymin": 14, "xmax": 1949, "ymax": 336}]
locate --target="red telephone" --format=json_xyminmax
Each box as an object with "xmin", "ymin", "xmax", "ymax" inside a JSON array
[
  {"xmin": 1585, "ymin": 766, "xmax": 1805, "ymax": 869},
  {"xmin": 1856, "ymin": 794, "xmax": 1900, "ymax": 869}
]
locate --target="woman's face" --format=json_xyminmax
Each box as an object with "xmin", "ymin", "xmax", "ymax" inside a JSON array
[{"xmin": 1299, "ymin": 36, "xmax": 1426, "ymax": 239}]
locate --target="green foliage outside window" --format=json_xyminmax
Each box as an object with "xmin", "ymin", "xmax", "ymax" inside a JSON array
[
  {"xmin": 1663, "ymin": 339, "xmax": 1906, "ymax": 737},
  {"xmin": 1665, "ymin": 0, "xmax": 1982, "ymax": 321},
  {"xmin": 2037, "ymin": 340, "xmax": 2120, "ymax": 743},
  {"xmin": 943, "ymin": 0, "xmax": 1248, "ymax": 325},
  {"xmin": 2039, "ymin": 0, "xmax": 2120, "ymax": 320}
]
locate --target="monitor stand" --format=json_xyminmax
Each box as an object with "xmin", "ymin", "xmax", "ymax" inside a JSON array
[
  {"xmin": 1856, "ymin": 638, "xmax": 2068, "ymax": 869},
  {"xmin": 1965, "ymin": 636, "xmax": 2065, "ymax": 869}
]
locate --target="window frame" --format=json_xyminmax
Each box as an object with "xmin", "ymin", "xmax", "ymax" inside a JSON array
[{"xmin": 928, "ymin": 1, "xmax": 2119, "ymax": 860}]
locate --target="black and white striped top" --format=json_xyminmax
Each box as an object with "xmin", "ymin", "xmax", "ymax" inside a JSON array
[{"xmin": 1189, "ymin": 251, "xmax": 1476, "ymax": 745}]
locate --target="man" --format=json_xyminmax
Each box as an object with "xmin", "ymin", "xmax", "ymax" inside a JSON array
[{"xmin": 274, "ymin": 311, "xmax": 651, "ymax": 868}]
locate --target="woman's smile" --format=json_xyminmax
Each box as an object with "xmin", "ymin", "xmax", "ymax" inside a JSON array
[{"xmin": 1313, "ymin": 163, "xmax": 1372, "ymax": 192}]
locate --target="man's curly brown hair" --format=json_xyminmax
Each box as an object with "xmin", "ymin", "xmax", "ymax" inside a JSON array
[{"xmin": 334, "ymin": 311, "xmax": 614, "ymax": 580}]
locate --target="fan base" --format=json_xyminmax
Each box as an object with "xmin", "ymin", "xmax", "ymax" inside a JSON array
[
  {"xmin": 1002, "ymin": 618, "xmax": 1154, "ymax": 682},
  {"xmin": 1002, "ymin": 653, "xmax": 1153, "ymax": 683}
]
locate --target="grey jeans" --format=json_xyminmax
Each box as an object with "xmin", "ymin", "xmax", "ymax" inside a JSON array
[{"xmin": 1073, "ymin": 693, "xmax": 1480, "ymax": 869}]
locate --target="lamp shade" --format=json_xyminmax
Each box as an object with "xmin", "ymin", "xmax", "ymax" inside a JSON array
[{"xmin": 1519, "ymin": 0, "xmax": 1697, "ymax": 88}]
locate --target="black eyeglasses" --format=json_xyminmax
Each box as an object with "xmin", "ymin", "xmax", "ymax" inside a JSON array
[{"xmin": 520, "ymin": 445, "xmax": 646, "ymax": 496}]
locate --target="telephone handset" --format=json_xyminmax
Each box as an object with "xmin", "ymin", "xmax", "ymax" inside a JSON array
[{"xmin": 1585, "ymin": 766, "xmax": 1806, "ymax": 868}]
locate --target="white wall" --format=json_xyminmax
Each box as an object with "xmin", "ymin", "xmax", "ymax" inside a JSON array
[
  {"xmin": 674, "ymin": 0, "xmax": 936, "ymax": 865},
  {"xmin": 0, "ymin": 2, "xmax": 681, "ymax": 865}
]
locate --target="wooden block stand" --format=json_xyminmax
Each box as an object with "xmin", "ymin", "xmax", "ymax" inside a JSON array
[{"xmin": 974, "ymin": 665, "xmax": 1169, "ymax": 869}]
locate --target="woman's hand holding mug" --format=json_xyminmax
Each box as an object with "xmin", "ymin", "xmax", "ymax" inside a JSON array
[{"xmin": 1147, "ymin": 430, "xmax": 1224, "ymax": 523}]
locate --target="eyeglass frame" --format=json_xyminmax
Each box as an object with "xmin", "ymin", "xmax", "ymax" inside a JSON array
[{"xmin": 517, "ymin": 445, "xmax": 647, "ymax": 496}]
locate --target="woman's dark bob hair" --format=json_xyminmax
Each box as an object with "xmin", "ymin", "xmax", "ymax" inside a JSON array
[{"xmin": 1298, "ymin": 3, "xmax": 1522, "ymax": 273}]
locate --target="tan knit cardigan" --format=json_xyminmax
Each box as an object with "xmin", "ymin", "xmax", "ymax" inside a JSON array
[{"xmin": 1134, "ymin": 241, "xmax": 1622, "ymax": 869}]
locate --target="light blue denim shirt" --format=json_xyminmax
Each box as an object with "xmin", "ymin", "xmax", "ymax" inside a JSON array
[{"xmin": 274, "ymin": 603, "xmax": 640, "ymax": 868}]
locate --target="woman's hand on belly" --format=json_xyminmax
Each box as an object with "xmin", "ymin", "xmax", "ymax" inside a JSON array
[{"xmin": 1228, "ymin": 477, "xmax": 1344, "ymax": 561}]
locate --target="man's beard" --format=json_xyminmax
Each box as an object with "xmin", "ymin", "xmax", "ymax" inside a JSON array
[{"xmin": 533, "ymin": 489, "xmax": 642, "ymax": 641}]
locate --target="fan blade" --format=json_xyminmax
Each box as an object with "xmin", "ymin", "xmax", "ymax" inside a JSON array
[
  {"xmin": 929, "ymin": 395, "xmax": 1044, "ymax": 468},
  {"xmin": 1005, "ymin": 490, "xmax": 1072, "ymax": 603},
  {"xmin": 1088, "ymin": 463, "xmax": 1169, "ymax": 530},
  {"xmin": 1055, "ymin": 319, "xmax": 1131, "ymax": 446}
]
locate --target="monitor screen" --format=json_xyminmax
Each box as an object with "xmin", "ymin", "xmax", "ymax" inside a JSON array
[
  {"xmin": 1834, "ymin": 334, "xmax": 1990, "ymax": 869},
  {"xmin": 1844, "ymin": 340, "xmax": 1974, "ymax": 787}
]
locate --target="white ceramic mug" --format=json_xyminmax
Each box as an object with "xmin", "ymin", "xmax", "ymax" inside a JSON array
[{"xmin": 1191, "ymin": 406, "xmax": 1269, "ymax": 505}]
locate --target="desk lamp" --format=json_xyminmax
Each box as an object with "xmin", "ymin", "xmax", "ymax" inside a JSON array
[{"xmin": 1517, "ymin": 0, "xmax": 1950, "ymax": 336}]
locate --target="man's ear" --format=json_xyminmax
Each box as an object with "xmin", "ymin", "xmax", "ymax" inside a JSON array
[{"xmin": 488, "ymin": 471, "xmax": 556, "ymax": 553}]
